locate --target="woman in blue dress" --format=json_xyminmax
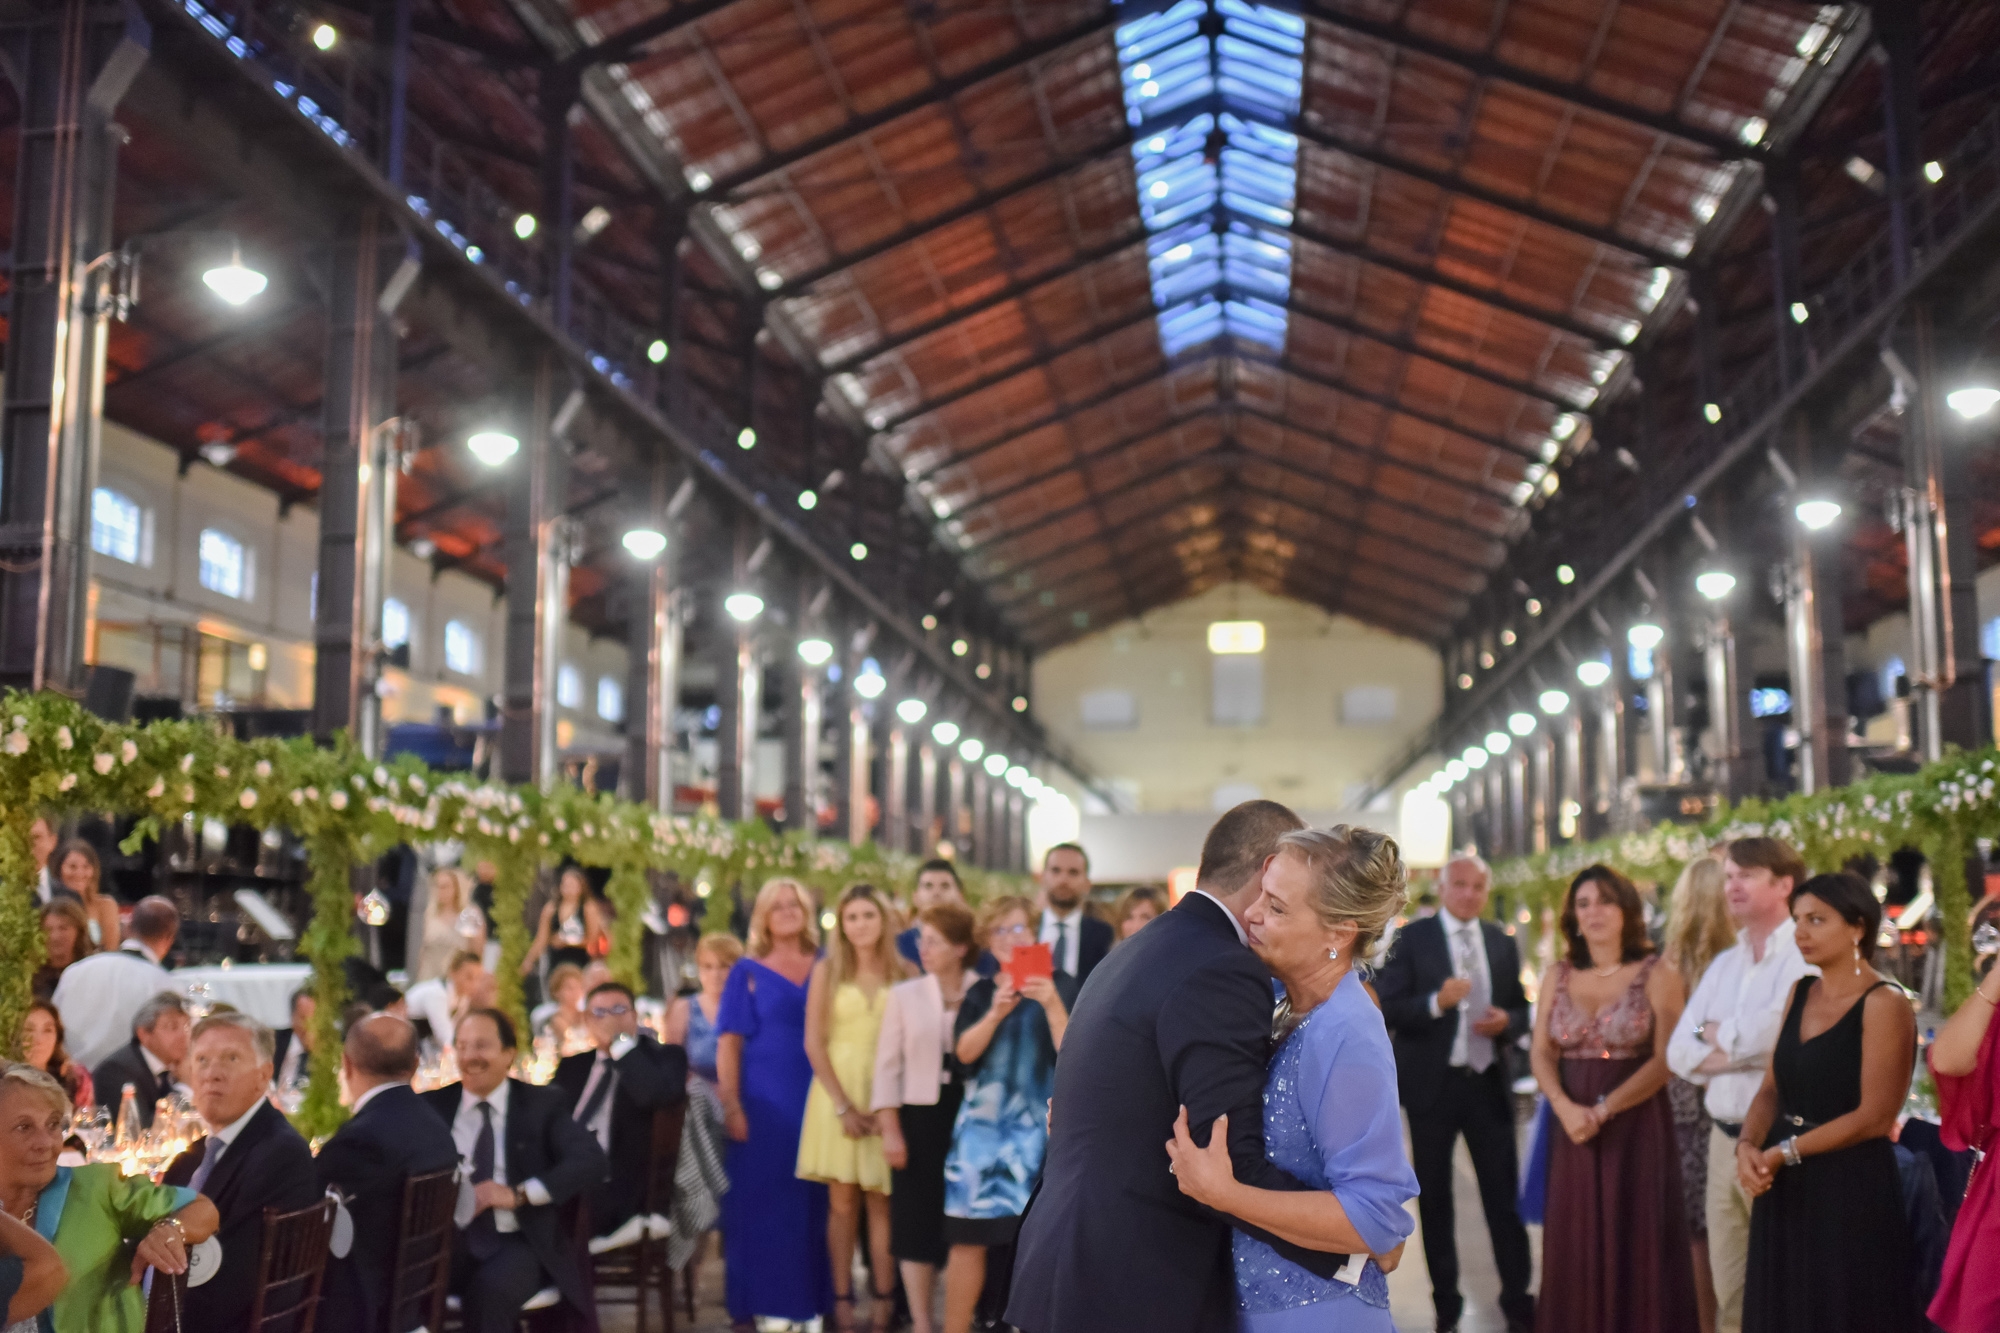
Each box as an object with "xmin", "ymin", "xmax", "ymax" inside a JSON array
[
  {"xmin": 942, "ymin": 894, "xmax": 1077, "ymax": 1333},
  {"xmin": 717, "ymin": 879, "xmax": 833, "ymax": 1330},
  {"xmin": 1166, "ymin": 826, "xmax": 1419, "ymax": 1332}
]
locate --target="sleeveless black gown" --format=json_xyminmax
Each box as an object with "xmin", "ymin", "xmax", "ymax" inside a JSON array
[{"xmin": 1742, "ymin": 978, "xmax": 1919, "ymax": 1333}]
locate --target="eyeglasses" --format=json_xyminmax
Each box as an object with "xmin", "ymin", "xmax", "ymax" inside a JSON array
[
  {"xmin": 991, "ymin": 924, "xmax": 1034, "ymax": 940},
  {"xmin": 588, "ymin": 1004, "xmax": 632, "ymax": 1018}
]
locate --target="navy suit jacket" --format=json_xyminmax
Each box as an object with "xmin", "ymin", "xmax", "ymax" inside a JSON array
[
  {"xmin": 1373, "ymin": 913, "xmax": 1531, "ymax": 1114},
  {"xmin": 551, "ymin": 1035, "xmax": 688, "ymax": 1234},
  {"xmin": 315, "ymin": 1083, "xmax": 460, "ymax": 1332},
  {"xmin": 93, "ymin": 1040, "xmax": 169, "ymax": 1130},
  {"xmin": 162, "ymin": 1100, "xmax": 322, "ymax": 1333},
  {"xmin": 1007, "ymin": 893, "xmax": 1343, "ymax": 1333}
]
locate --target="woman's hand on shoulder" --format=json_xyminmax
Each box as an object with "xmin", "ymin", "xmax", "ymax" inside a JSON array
[{"xmin": 1163, "ymin": 1106, "xmax": 1238, "ymax": 1210}]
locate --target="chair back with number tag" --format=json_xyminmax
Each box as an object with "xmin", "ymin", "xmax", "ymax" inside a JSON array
[
  {"xmin": 592, "ymin": 1101, "xmax": 688, "ymax": 1333},
  {"xmin": 249, "ymin": 1195, "xmax": 338, "ymax": 1333},
  {"xmin": 386, "ymin": 1167, "xmax": 459, "ymax": 1333}
]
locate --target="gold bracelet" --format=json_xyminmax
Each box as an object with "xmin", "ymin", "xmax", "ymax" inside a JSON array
[
  {"xmin": 1976, "ymin": 985, "xmax": 1999, "ymax": 1007},
  {"xmin": 155, "ymin": 1216, "xmax": 187, "ymax": 1244}
]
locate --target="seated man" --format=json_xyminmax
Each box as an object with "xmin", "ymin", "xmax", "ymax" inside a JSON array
[
  {"xmin": 316, "ymin": 1013, "xmax": 460, "ymax": 1332},
  {"xmin": 551, "ymin": 980, "xmax": 688, "ymax": 1243},
  {"xmin": 92, "ymin": 992, "xmax": 190, "ymax": 1131},
  {"xmin": 270, "ymin": 986, "xmax": 314, "ymax": 1090},
  {"xmin": 420, "ymin": 1009, "xmax": 606, "ymax": 1333},
  {"xmin": 405, "ymin": 951, "xmax": 490, "ymax": 1051},
  {"xmin": 162, "ymin": 1013, "xmax": 321, "ymax": 1333}
]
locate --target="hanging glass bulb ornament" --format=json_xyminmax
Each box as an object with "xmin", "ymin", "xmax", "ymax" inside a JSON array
[{"xmin": 358, "ymin": 889, "xmax": 392, "ymax": 927}]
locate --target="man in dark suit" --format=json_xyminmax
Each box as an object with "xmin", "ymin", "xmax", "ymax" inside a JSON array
[
  {"xmin": 1009, "ymin": 802, "xmax": 1346, "ymax": 1333},
  {"xmin": 269, "ymin": 986, "xmax": 315, "ymax": 1091},
  {"xmin": 162, "ymin": 1013, "xmax": 322, "ymax": 1333},
  {"xmin": 316, "ymin": 1013, "xmax": 460, "ymax": 1332},
  {"xmin": 92, "ymin": 992, "xmax": 189, "ymax": 1131},
  {"xmin": 1375, "ymin": 853, "xmax": 1535, "ymax": 1333},
  {"xmin": 420, "ymin": 1008, "xmax": 607, "ymax": 1333},
  {"xmin": 550, "ymin": 980, "xmax": 687, "ymax": 1244},
  {"xmin": 1036, "ymin": 843, "xmax": 1113, "ymax": 986}
]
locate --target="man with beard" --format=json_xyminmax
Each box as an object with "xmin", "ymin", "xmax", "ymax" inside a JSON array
[{"xmin": 1035, "ymin": 845, "xmax": 1112, "ymax": 987}]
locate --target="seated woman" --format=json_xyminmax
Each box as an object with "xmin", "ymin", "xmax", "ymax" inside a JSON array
[
  {"xmin": 31, "ymin": 900, "xmax": 93, "ymax": 1002},
  {"xmin": 1166, "ymin": 826, "xmax": 1417, "ymax": 1332},
  {"xmin": 19, "ymin": 1001, "xmax": 92, "ymax": 1113},
  {"xmin": 53, "ymin": 841, "xmax": 120, "ymax": 951},
  {"xmin": 531, "ymin": 963, "xmax": 589, "ymax": 1052},
  {"xmin": 0, "ymin": 1065, "xmax": 217, "ymax": 1332}
]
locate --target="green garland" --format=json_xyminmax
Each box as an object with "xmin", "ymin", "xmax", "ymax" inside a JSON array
[
  {"xmin": 1489, "ymin": 747, "xmax": 2000, "ymax": 1012},
  {"xmin": 0, "ymin": 689, "xmax": 1028, "ymax": 1137}
]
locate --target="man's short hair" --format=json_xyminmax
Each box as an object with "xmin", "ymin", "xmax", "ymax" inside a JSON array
[
  {"xmin": 130, "ymin": 896, "xmax": 179, "ymax": 944},
  {"xmin": 456, "ymin": 1007, "xmax": 517, "ymax": 1051},
  {"xmin": 345, "ymin": 1012, "xmax": 420, "ymax": 1080},
  {"xmin": 1726, "ymin": 836, "xmax": 1807, "ymax": 890},
  {"xmin": 1043, "ymin": 843, "xmax": 1089, "ymax": 872},
  {"xmin": 916, "ymin": 858, "xmax": 963, "ymax": 888},
  {"xmin": 289, "ymin": 986, "xmax": 314, "ymax": 1015},
  {"xmin": 1197, "ymin": 800, "xmax": 1307, "ymax": 895},
  {"xmin": 131, "ymin": 991, "xmax": 187, "ymax": 1037},
  {"xmin": 447, "ymin": 950, "xmax": 483, "ymax": 976},
  {"xmin": 362, "ymin": 982, "xmax": 405, "ymax": 1010},
  {"xmin": 586, "ymin": 981, "xmax": 635, "ymax": 1008},
  {"xmin": 192, "ymin": 1010, "xmax": 276, "ymax": 1064}
]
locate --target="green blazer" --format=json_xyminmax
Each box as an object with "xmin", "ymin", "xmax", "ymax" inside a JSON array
[{"xmin": 33, "ymin": 1163, "xmax": 196, "ymax": 1333}]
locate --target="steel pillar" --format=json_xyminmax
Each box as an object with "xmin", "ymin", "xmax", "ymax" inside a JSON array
[
  {"xmin": 1767, "ymin": 162, "xmax": 1809, "ymax": 389},
  {"xmin": 1557, "ymin": 710, "xmax": 1583, "ymax": 842},
  {"xmin": 1781, "ymin": 529, "xmax": 1851, "ymax": 793},
  {"xmin": 1530, "ymin": 736, "xmax": 1553, "ymax": 854},
  {"xmin": 499, "ymin": 358, "xmax": 564, "ymax": 785},
  {"xmin": 917, "ymin": 741, "xmax": 939, "ymax": 856},
  {"xmin": 1010, "ymin": 789, "xmax": 1027, "ymax": 871},
  {"xmin": 368, "ymin": 0, "xmax": 411, "ymax": 184},
  {"xmin": 623, "ymin": 472, "xmax": 686, "ymax": 813},
  {"xmin": 1701, "ymin": 613, "xmax": 1751, "ymax": 801},
  {"xmin": 946, "ymin": 755, "xmax": 967, "ymax": 856},
  {"xmin": 0, "ymin": 0, "xmax": 147, "ymax": 691},
  {"xmin": 884, "ymin": 724, "xmax": 910, "ymax": 851},
  {"xmin": 845, "ymin": 694, "xmax": 872, "ymax": 847},
  {"xmin": 715, "ymin": 610, "xmax": 762, "ymax": 824},
  {"xmin": 784, "ymin": 652, "xmax": 823, "ymax": 835},
  {"xmin": 1874, "ymin": 0, "xmax": 1923, "ymax": 286},
  {"xmin": 971, "ymin": 768, "xmax": 991, "ymax": 867},
  {"xmin": 539, "ymin": 69, "xmax": 578, "ymax": 331}
]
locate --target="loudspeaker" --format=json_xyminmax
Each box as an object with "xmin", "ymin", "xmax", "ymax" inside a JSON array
[{"xmin": 83, "ymin": 666, "xmax": 136, "ymax": 722}]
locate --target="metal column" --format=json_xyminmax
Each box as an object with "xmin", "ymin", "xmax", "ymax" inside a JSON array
[
  {"xmin": 1530, "ymin": 736, "xmax": 1553, "ymax": 854},
  {"xmin": 1557, "ymin": 710, "xmax": 1583, "ymax": 842},
  {"xmin": 624, "ymin": 473, "xmax": 687, "ymax": 813},
  {"xmin": 1874, "ymin": 0, "xmax": 1923, "ymax": 285},
  {"xmin": 845, "ymin": 694, "xmax": 872, "ymax": 847},
  {"xmin": 0, "ymin": 0, "xmax": 147, "ymax": 691},
  {"xmin": 499, "ymin": 359, "xmax": 565, "ymax": 785},
  {"xmin": 538, "ymin": 69, "xmax": 578, "ymax": 332},
  {"xmin": 883, "ymin": 723, "xmax": 909, "ymax": 851},
  {"xmin": 916, "ymin": 741, "xmax": 939, "ymax": 857},
  {"xmin": 715, "ymin": 613, "xmax": 762, "ymax": 824},
  {"xmin": 946, "ymin": 755, "xmax": 967, "ymax": 857},
  {"xmin": 1701, "ymin": 613, "xmax": 1751, "ymax": 801},
  {"xmin": 1768, "ymin": 161, "xmax": 1809, "ymax": 389},
  {"xmin": 1781, "ymin": 528, "xmax": 1851, "ymax": 793},
  {"xmin": 784, "ymin": 650, "xmax": 823, "ymax": 835}
]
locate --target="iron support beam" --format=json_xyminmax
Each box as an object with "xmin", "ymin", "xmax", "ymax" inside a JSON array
[
  {"xmin": 1873, "ymin": 0, "xmax": 1923, "ymax": 286},
  {"xmin": 368, "ymin": 0, "xmax": 411, "ymax": 183},
  {"xmin": 499, "ymin": 357, "xmax": 565, "ymax": 784},
  {"xmin": 879, "ymin": 308, "xmax": 1159, "ymax": 437},
  {"xmin": 540, "ymin": 66, "xmax": 580, "ymax": 333},
  {"xmin": 1766, "ymin": 160, "xmax": 1808, "ymax": 389}
]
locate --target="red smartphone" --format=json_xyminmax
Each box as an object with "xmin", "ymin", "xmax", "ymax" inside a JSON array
[{"xmin": 1005, "ymin": 942, "xmax": 1054, "ymax": 988}]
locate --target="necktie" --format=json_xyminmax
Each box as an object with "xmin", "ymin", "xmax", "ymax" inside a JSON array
[
  {"xmin": 575, "ymin": 1056, "xmax": 616, "ymax": 1139},
  {"xmin": 188, "ymin": 1136, "xmax": 223, "ymax": 1193},
  {"xmin": 1457, "ymin": 925, "xmax": 1494, "ymax": 1074},
  {"xmin": 1053, "ymin": 921, "xmax": 1068, "ymax": 974},
  {"xmin": 466, "ymin": 1101, "xmax": 501, "ymax": 1259}
]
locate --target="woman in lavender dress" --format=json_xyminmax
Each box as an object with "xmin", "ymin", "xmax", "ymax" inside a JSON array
[{"xmin": 1166, "ymin": 827, "xmax": 1419, "ymax": 1332}]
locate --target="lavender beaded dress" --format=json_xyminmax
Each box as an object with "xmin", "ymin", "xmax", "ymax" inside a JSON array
[{"xmin": 1231, "ymin": 970, "xmax": 1419, "ymax": 1333}]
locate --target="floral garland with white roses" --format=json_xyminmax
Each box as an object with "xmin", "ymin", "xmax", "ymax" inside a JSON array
[
  {"xmin": 1489, "ymin": 748, "xmax": 2000, "ymax": 1013},
  {"xmin": 0, "ymin": 690, "xmax": 1027, "ymax": 1135}
]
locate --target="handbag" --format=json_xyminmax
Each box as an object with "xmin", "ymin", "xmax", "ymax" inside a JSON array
[{"xmin": 1517, "ymin": 1095, "xmax": 1555, "ymax": 1224}]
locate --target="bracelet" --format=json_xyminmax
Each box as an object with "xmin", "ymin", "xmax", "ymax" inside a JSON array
[
  {"xmin": 834, "ymin": 1102, "xmax": 852, "ymax": 1117},
  {"xmin": 1976, "ymin": 984, "xmax": 1999, "ymax": 1007},
  {"xmin": 1780, "ymin": 1137, "xmax": 1802, "ymax": 1168},
  {"xmin": 154, "ymin": 1216, "xmax": 187, "ymax": 1244}
]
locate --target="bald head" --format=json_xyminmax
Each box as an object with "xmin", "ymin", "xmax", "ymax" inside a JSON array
[
  {"xmin": 131, "ymin": 896, "xmax": 180, "ymax": 950},
  {"xmin": 343, "ymin": 1012, "xmax": 419, "ymax": 1092}
]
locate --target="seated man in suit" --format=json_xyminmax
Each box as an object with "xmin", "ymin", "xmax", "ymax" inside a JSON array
[
  {"xmin": 270, "ymin": 986, "xmax": 314, "ymax": 1091},
  {"xmin": 92, "ymin": 992, "xmax": 190, "ymax": 1131},
  {"xmin": 316, "ymin": 1013, "xmax": 460, "ymax": 1332},
  {"xmin": 551, "ymin": 980, "xmax": 688, "ymax": 1245},
  {"xmin": 420, "ymin": 1008, "xmax": 607, "ymax": 1333},
  {"xmin": 162, "ymin": 1012, "xmax": 322, "ymax": 1333}
]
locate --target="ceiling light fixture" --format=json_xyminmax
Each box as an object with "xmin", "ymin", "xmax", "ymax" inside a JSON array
[
  {"xmin": 311, "ymin": 22, "xmax": 338, "ymax": 49},
  {"xmin": 621, "ymin": 527, "xmax": 667, "ymax": 560},
  {"xmin": 1446, "ymin": 759, "xmax": 1469, "ymax": 781},
  {"xmin": 797, "ymin": 490, "xmax": 817, "ymax": 510},
  {"xmin": 1576, "ymin": 659, "xmax": 1612, "ymax": 688},
  {"xmin": 959, "ymin": 737, "xmax": 984, "ymax": 763},
  {"xmin": 1539, "ymin": 689, "xmax": 1571, "ymax": 714},
  {"xmin": 931, "ymin": 720, "xmax": 960, "ymax": 746},
  {"xmin": 1946, "ymin": 386, "xmax": 2000, "ymax": 420},
  {"xmin": 202, "ymin": 245, "xmax": 269, "ymax": 305},
  {"xmin": 951, "ymin": 638, "xmax": 969, "ymax": 656},
  {"xmin": 1627, "ymin": 622, "xmax": 1665, "ymax": 651},
  {"xmin": 1012, "ymin": 695, "xmax": 1028, "ymax": 712},
  {"xmin": 797, "ymin": 638, "xmax": 834, "ymax": 666},
  {"xmin": 467, "ymin": 431, "xmax": 519, "ymax": 466},
  {"xmin": 984, "ymin": 753, "xmax": 1009, "ymax": 777},
  {"xmin": 850, "ymin": 542, "xmax": 869, "ymax": 561},
  {"xmin": 1508, "ymin": 712, "xmax": 1537, "ymax": 736},
  {"xmin": 896, "ymin": 698, "xmax": 928, "ymax": 725},
  {"xmin": 1463, "ymin": 746, "xmax": 1489, "ymax": 769},
  {"xmin": 1485, "ymin": 731, "xmax": 1511, "ymax": 754},
  {"xmin": 1556, "ymin": 564, "xmax": 1575, "ymax": 585},
  {"xmin": 1696, "ymin": 569, "xmax": 1737, "ymax": 600},
  {"xmin": 514, "ymin": 213, "xmax": 538, "ymax": 240},
  {"xmin": 853, "ymin": 667, "xmax": 887, "ymax": 699},
  {"xmin": 723, "ymin": 592, "xmax": 764, "ymax": 622},
  {"xmin": 737, "ymin": 427, "xmax": 756, "ymax": 450},
  {"xmin": 646, "ymin": 339, "xmax": 668, "ymax": 363},
  {"xmin": 1794, "ymin": 497, "xmax": 1842, "ymax": 530}
]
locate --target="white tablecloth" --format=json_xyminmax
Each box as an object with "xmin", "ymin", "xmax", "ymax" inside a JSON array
[{"xmin": 171, "ymin": 963, "xmax": 313, "ymax": 1030}]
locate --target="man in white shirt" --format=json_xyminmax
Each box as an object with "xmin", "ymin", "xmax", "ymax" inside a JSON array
[
  {"xmin": 53, "ymin": 895, "xmax": 180, "ymax": 1067},
  {"xmin": 1666, "ymin": 837, "xmax": 1816, "ymax": 1333},
  {"xmin": 1037, "ymin": 844, "xmax": 1111, "ymax": 984},
  {"xmin": 405, "ymin": 951, "xmax": 491, "ymax": 1050}
]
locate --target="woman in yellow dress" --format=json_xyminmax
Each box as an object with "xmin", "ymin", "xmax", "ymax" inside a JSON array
[{"xmin": 799, "ymin": 882, "xmax": 910, "ymax": 1332}]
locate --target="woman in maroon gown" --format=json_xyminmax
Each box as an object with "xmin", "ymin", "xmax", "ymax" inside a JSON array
[
  {"xmin": 1922, "ymin": 909, "xmax": 1997, "ymax": 1331},
  {"xmin": 1531, "ymin": 865, "xmax": 1697, "ymax": 1333}
]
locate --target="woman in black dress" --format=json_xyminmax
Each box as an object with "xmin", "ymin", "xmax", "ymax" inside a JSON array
[{"xmin": 1736, "ymin": 872, "xmax": 1920, "ymax": 1333}]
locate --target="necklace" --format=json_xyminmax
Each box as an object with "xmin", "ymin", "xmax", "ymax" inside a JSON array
[{"xmin": 1588, "ymin": 961, "xmax": 1623, "ymax": 977}]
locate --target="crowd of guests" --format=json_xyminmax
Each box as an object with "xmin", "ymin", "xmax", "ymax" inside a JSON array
[{"xmin": 7, "ymin": 809, "xmax": 2000, "ymax": 1333}]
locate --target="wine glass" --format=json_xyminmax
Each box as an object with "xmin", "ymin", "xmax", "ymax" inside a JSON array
[
  {"xmin": 81, "ymin": 1104, "xmax": 113, "ymax": 1159},
  {"xmin": 1974, "ymin": 921, "xmax": 2000, "ymax": 958}
]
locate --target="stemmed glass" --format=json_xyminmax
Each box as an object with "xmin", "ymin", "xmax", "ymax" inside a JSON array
[{"xmin": 75, "ymin": 1105, "xmax": 112, "ymax": 1160}]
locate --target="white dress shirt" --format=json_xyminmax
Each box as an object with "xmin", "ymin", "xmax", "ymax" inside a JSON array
[
  {"xmin": 1666, "ymin": 919, "xmax": 1817, "ymax": 1123},
  {"xmin": 405, "ymin": 977, "xmax": 459, "ymax": 1047},
  {"xmin": 450, "ymin": 1081, "xmax": 549, "ymax": 1231},
  {"xmin": 1039, "ymin": 907, "xmax": 1088, "ymax": 976},
  {"xmin": 348, "ymin": 1081, "xmax": 398, "ymax": 1117},
  {"xmin": 1186, "ymin": 890, "xmax": 1249, "ymax": 946},
  {"xmin": 51, "ymin": 941, "xmax": 172, "ymax": 1068},
  {"xmin": 275, "ymin": 1033, "xmax": 309, "ymax": 1090},
  {"xmin": 1428, "ymin": 911, "xmax": 1492, "ymax": 1068},
  {"xmin": 572, "ymin": 1035, "xmax": 638, "ymax": 1151}
]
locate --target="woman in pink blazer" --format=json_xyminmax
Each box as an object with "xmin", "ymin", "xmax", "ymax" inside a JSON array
[{"xmin": 874, "ymin": 903, "xmax": 979, "ymax": 1333}]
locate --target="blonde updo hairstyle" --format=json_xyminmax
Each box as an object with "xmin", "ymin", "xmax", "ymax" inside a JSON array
[{"xmin": 1274, "ymin": 825, "xmax": 1407, "ymax": 960}]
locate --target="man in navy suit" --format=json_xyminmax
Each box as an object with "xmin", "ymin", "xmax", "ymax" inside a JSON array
[
  {"xmin": 162, "ymin": 1013, "xmax": 322, "ymax": 1333},
  {"xmin": 1008, "ymin": 802, "xmax": 1346, "ymax": 1333},
  {"xmin": 420, "ymin": 1009, "xmax": 607, "ymax": 1333},
  {"xmin": 316, "ymin": 1012, "xmax": 460, "ymax": 1332},
  {"xmin": 1375, "ymin": 853, "xmax": 1535, "ymax": 1333},
  {"xmin": 550, "ymin": 980, "xmax": 687, "ymax": 1241},
  {"xmin": 1035, "ymin": 844, "xmax": 1113, "ymax": 986}
]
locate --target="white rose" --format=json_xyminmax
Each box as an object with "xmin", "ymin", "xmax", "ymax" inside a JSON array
[
  {"xmin": 93, "ymin": 753, "xmax": 115, "ymax": 775},
  {"xmin": 255, "ymin": 760, "xmax": 272, "ymax": 779},
  {"xmin": 330, "ymin": 790, "xmax": 348, "ymax": 810},
  {"xmin": 181, "ymin": 784, "xmax": 195, "ymax": 802},
  {"xmin": 240, "ymin": 789, "xmax": 257, "ymax": 809},
  {"xmin": 58, "ymin": 773, "xmax": 76, "ymax": 791},
  {"xmin": 147, "ymin": 779, "xmax": 165, "ymax": 798},
  {"xmin": 10, "ymin": 716, "xmax": 23, "ymax": 728},
  {"xmin": 121, "ymin": 740, "xmax": 138, "ymax": 764},
  {"xmin": 3, "ymin": 732, "xmax": 27, "ymax": 756},
  {"xmin": 373, "ymin": 766, "xmax": 388, "ymax": 786},
  {"xmin": 305, "ymin": 786, "xmax": 318, "ymax": 801},
  {"xmin": 180, "ymin": 753, "xmax": 195, "ymax": 773},
  {"xmin": 215, "ymin": 765, "xmax": 230, "ymax": 779},
  {"xmin": 55, "ymin": 726, "xmax": 72, "ymax": 750},
  {"xmin": 290, "ymin": 790, "xmax": 305, "ymax": 805}
]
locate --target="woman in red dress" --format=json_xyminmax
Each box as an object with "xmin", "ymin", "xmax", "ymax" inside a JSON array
[{"xmin": 1928, "ymin": 958, "xmax": 2000, "ymax": 1332}]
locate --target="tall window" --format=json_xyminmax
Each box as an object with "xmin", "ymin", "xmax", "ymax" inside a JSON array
[
  {"xmin": 198, "ymin": 528, "xmax": 249, "ymax": 599},
  {"xmin": 557, "ymin": 663, "xmax": 582, "ymax": 708},
  {"xmin": 597, "ymin": 676, "xmax": 624, "ymax": 722},
  {"xmin": 90, "ymin": 488, "xmax": 143, "ymax": 565},
  {"xmin": 381, "ymin": 598, "xmax": 411, "ymax": 650},
  {"xmin": 443, "ymin": 620, "xmax": 480, "ymax": 675}
]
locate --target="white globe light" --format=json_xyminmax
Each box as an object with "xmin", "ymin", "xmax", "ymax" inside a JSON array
[
  {"xmin": 984, "ymin": 753, "xmax": 1009, "ymax": 777},
  {"xmin": 1539, "ymin": 689, "xmax": 1571, "ymax": 714},
  {"xmin": 1508, "ymin": 711, "xmax": 1537, "ymax": 736},
  {"xmin": 797, "ymin": 638, "xmax": 834, "ymax": 666},
  {"xmin": 854, "ymin": 670, "xmax": 886, "ymax": 699},
  {"xmin": 1946, "ymin": 386, "xmax": 2000, "ymax": 419},
  {"xmin": 202, "ymin": 251, "xmax": 268, "ymax": 305},
  {"xmin": 1446, "ymin": 759, "xmax": 1470, "ymax": 781},
  {"xmin": 467, "ymin": 431, "xmax": 519, "ymax": 466},
  {"xmin": 931, "ymin": 720, "xmax": 960, "ymax": 746},
  {"xmin": 1695, "ymin": 569, "xmax": 1737, "ymax": 600},
  {"xmin": 1794, "ymin": 498, "xmax": 1842, "ymax": 530},
  {"xmin": 1463, "ymin": 746, "xmax": 1489, "ymax": 769},
  {"xmin": 1576, "ymin": 659, "xmax": 1613, "ymax": 687},
  {"xmin": 895, "ymin": 698, "xmax": 928, "ymax": 725},
  {"xmin": 959, "ymin": 737, "xmax": 984, "ymax": 762},
  {"xmin": 1006, "ymin": 765, "xmax": 1029, "ymax": 787},
  {"xmin": 723, "ymin": 592, "xmax": 764, "ymax": 622},
  {"xmin": 1432, "ymin": 769, "xmax": 1454, "ymax": 791},
  {"xmin": 1485, "ymin": 731, "xmax": 1511, "ymax": 754},
  {"xmin": 621, "ymin": 527, "xmax": 667, "ymax": 560},
  {"xmin": 1627, "ymin": 622, "xmax": 1665, "ymax": 651}
]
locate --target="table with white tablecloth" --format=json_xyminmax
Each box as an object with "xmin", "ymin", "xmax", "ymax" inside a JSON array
[{"xmin": 170, "ymin": 963, "xmax": 313, "ymax": 1030}]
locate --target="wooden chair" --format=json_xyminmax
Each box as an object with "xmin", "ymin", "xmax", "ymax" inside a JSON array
[
  {"xmin": 591, "ymin": 1100, "xmax": 687, "ymax": 1333},
  {"xmin": 383, "ymin": 1167, "xmax": 458, "ymax": 1333},
  {"xmin": 143, "ymin": 1267, "xmax": 187, "ymax": 1333},
  {"xmin": 248, "ymin": 1195, "xmax": 339, "ymax": 1333}
]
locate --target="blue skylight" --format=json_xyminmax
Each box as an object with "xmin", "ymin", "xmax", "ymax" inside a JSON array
[{"xmin": 1116, "ymin": 0, "xmax": 1305, "ymax": 357}]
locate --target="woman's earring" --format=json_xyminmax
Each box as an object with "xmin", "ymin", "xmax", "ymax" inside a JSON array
[
  {"xmin": 1853, "ymin": 941, "xmax": 1863, "ymax": 977},
  {"xmin": 1327, "ymin": 946, "xmax": 1339, "ymax": 961}
]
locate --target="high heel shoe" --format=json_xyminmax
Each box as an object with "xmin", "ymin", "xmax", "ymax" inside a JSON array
[
  {"xmin": 870, "ymin": 1284, "xmax": 898, "ymax": 1332},
  {"xmin": 832, "ymin": 1292, "xmax": 859, "ymax": 1332}
]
